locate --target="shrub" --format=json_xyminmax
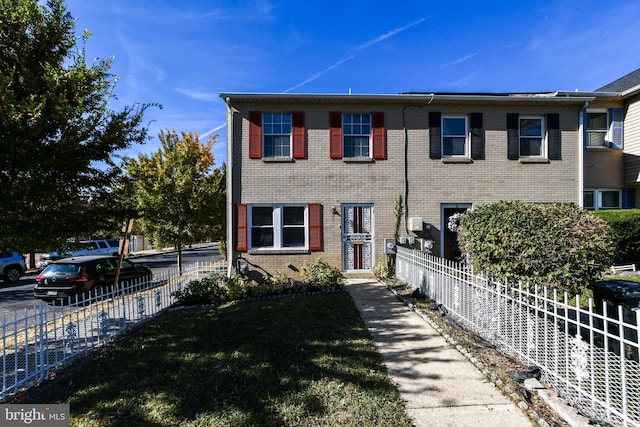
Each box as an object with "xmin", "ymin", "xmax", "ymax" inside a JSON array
[
  {"xmin": 458, "ymin": 201, "xmax": 614, "ymax": 295},
  {"xmin": 173, "ymin": 273, "xmax": 251, "ymax": 305},
  {"xmin": 172, "ymin": 273, "xmax": 228, "ymax": 306},
  {"xmin": 593, "ymin": 209, "xmax": 640, "ymax": 264},
  {"xmin": 302, "ymin": 258, "xmax": 344, "ymax": 289},
  {"xmin": 372, "ymin": 261, "xmax": 388, "ymax": 280}
]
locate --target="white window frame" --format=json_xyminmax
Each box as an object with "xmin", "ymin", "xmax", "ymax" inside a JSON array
[
  {"xmin": 249, "ymin": 204, "xmax": 308, "ymax": 250},
  {"xmin": 343, "ymin": 113, "xmax": 371, "ymax": 158},
  {"xmin": 583, "ymin": 189, "xmax": 622, "ymax": 210},
  {"xmin": 586, "ymin": 110, "xmax": 608, "ymax": 148},
  {"xmin": 262, "ymin": 113, "xmax": 292, "ymax": 158},
  {"xmin": 441, "ymin": 116, "xmax": 469, "ymax": 158},
  {"xmin": 519, "ymin": 116, "xmax": 545, "ymax": 158}
]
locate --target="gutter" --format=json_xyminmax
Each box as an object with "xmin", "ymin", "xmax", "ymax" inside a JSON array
[{"xmin": 219, "ymin": 92, "xmax": 596, "ymax": 104}]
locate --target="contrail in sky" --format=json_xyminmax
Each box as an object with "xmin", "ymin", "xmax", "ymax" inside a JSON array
[
  {"xmin": 284, "ymin": 16, "xmax": 431, "ymax": 93},
  {"xmin": 200, "ymin": 123, "xmax": 225, "ymax": 139},
  {"xmin": 203, "ymin": 16, "xmax": 430, "ymax": 137}
]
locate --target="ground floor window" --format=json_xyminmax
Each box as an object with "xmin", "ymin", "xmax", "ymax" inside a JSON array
[
  {"xmin": 584, "ymin": 189, "xmax": 622, "ymax": 210},
  {"xmin": 250, "ymin": 205, "xmax": 306, "ymax": 249}
]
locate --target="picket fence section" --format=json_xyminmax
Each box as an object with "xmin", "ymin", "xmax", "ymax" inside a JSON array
[
  {"xmin": 395, "ymin": 247, "xmax": 640, "ymax": 427},
  {"xmin": 1, "ymin": 261, "xmax": 226, "ymax": 402}
]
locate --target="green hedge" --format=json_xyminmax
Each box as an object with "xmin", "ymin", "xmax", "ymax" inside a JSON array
[
  {"xmin": 457, "ymin": 201, "xmax": 614, "ymax": 295},
  {"xmin": 593, "ymin": 209, "xmax": 640, "ymax": 265}
]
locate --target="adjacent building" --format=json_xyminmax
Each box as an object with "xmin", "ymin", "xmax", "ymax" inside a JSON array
[{"xmin": 220, "ymin": 68, "xmax": 640, "ymax": 278}]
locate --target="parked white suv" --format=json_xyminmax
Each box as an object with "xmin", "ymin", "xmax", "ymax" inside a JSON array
[
  {"xmin": 36, "ymin": 239, "xmax": 121, "ymax": 269},
  {"xmin": 0, "ymin": 251, "xmax": 27, "ymax": 283},
  {"xmin": 88, "ymin": 239, "xmax": 121, "ymax": 256}
]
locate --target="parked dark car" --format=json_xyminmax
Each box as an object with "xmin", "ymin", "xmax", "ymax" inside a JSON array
[{"xmin": 34, "ymin": 255, "xmax": 152, "ymax": 302}]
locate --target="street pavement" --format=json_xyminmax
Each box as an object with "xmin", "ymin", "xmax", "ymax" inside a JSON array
[{"xmin": 346, "ymin": 278, "xmax": 533, "ymax": 427}]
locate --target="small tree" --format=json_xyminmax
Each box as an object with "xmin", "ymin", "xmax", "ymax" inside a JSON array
[
  {"xmin": 457, "ymin": 201, "xmax": 614, "ymax": 295},
  {"xmin": 124, "ymin": 130, "xmax": 225, "ymax": 272}
]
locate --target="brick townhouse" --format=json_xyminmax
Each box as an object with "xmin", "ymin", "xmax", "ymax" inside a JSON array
[{"xmin": 220, "ymin": 68, "xmax": 640, "ymax": 278}]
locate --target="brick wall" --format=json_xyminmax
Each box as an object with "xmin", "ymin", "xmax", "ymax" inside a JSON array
[{"xmin": 227, "ymin": 97, "xmax": 586, "ymax": 276}]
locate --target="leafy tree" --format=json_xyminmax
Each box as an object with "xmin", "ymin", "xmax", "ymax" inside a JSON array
[
  {"xmin": 0, "ymin": 0, "xmax": 154, "ymax": 253},
  {"xmin": 124, "ymin": 130, "xmax": 225, "ymax": 271},
  {"xmin": 457, "ymin": 201, "xmax": 614, "ymax": 295}
]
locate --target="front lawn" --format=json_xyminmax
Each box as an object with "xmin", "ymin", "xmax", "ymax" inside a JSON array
[{"xmin": 13, "ymin": 293, "xmax": 412, "ymax": 426}]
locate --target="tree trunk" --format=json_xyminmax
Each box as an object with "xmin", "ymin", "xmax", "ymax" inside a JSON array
[{"xmin": 177, "ymin": 241, "xmax": 183, "ymax": 274}]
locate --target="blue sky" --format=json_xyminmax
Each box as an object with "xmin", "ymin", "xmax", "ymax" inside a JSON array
[{"xmin": 63, "ymin": 0, "xmax": 640, "ymax": 165}]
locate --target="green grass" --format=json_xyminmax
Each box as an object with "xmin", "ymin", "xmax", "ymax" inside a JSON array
[{"xmin": 14, "ymin": 293, "xmax": 412, "ymax": 427}]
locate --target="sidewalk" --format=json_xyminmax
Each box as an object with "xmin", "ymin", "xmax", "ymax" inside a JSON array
[{"xmin": 345, "ymin": 278, "xmax": 532, "ymax": 427}]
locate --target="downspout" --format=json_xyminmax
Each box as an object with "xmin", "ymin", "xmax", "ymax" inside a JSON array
[
  {"xmin": 578, "ymin": 101, "xmax": 589, "ymax": 208},
  {"xmin": 402, "ymin": 105, "xmax": 410, "ymax": 235},
  {"xmin": 225, "ymin": 97, "xmax": 234, "ymax": 278}
]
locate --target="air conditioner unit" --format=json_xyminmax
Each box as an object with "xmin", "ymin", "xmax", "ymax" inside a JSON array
[
  {"xmin": 399, "ymin": 236, "xmax": 407, "ymax": 244},
  {"xmin": 407, "ymin": 236, "xmax": 416, "ymax": 245}
]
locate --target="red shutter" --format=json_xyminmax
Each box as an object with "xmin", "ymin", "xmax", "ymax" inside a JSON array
[
  {"xmin": 248, "ymin": 111, "xmax": 262, "ymax": 159},
  {"xmin": 292, "ymin": 111, "xmax": 305, "ymax": 159},
  {"xmin": 235, "ymin": 204, "xmax": 248, "ymax": 251},
  {"xmin": 371, "ymin": 112, "xmax": 385, "ymax": 159},
  {"xmin": 308, "ymin": 203, "xmax": 322, "ymax": 251},
  {"xmin": 329, "ymin": 112, "xmax": 342, "ymax": 159}
]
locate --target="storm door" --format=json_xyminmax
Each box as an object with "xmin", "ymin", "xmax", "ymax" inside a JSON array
[
  {"xmin": 441, "ymin": 203, "xmax": 471, "ymax": 260},
  {"xmin": 342, "ymin": 204, "xmax": 374, "ymax": 272}
]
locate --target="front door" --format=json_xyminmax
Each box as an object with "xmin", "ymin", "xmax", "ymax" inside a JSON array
[
  {"xmin": 441, "ymin": 203, "xmax": 471, "ymax": 260},
  {"xmin": 342, "ymin": 204, "xmax": 374, "ymax": 272}
]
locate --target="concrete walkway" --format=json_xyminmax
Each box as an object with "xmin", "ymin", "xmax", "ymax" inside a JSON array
[{"xmin": 346, "ymin": 278, "xmax": 532, "ymax": 427}]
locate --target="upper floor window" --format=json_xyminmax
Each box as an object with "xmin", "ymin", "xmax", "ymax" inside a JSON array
[
  {"xmin": 329, "ymin": 112, "xmax": 385, "ymax": 160},
  {"xmin": 248, "ymin": 111, "xmax": 305, "ymax": 159},
  {"xmin": 507, "ymin": 113, "xmax": 560, "ymax": 161},
  {"xmin": 429, "ymin": 112, "xmax": 484, "ymax": 160},
  {"xmin": 586, "ymin": 112, "xmax": 607, "ymax": 147},
  {"xmin": 584, "ymin": 109, "xmax": 624, "ymax": 149},
  {"xmin": 343, "ymin": 114, "xmax": 371, "ymax": 157},
  {"xmin": 263, "ymin": 113, "xmax": 292, "ymax": 157},
  {"xmin": 442, "ymin": 116, "xmax": 468, "ymax": 157},
  {"xmin": 519, "ymin": 117, "xmax": 544, "ymax": 157}
]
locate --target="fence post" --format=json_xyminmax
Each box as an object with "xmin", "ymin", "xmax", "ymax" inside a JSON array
[{"xmin": 38, "ymin": 304, "xmax": 45, "ymax": 382}]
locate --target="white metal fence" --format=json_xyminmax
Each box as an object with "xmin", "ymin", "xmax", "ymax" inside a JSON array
[
  {"xmin": 395, "ymin": 247, "xmax": 640, "ymax": 427},
  {"xmin": 1, "ymin": 261, "xmax": 226, "ymax": 402}
]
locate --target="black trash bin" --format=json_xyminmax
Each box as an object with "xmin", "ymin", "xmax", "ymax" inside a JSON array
[
  {"xmin": 590, "ymin": 280, "xmax": 640, "ymax": 322},
  {"xmin": 589, "ymin": 279, "xmax": 640, "ymax": 360}
]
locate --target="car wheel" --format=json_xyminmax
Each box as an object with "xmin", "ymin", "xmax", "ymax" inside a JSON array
[{"xmin": 4, "ymin": 266, "xmax": 21, "ymax": 283}]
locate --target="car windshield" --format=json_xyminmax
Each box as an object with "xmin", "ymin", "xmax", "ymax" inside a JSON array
[{"xmin": 46, "ymin": 264, "xmax": 81, "ymax": 274}]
